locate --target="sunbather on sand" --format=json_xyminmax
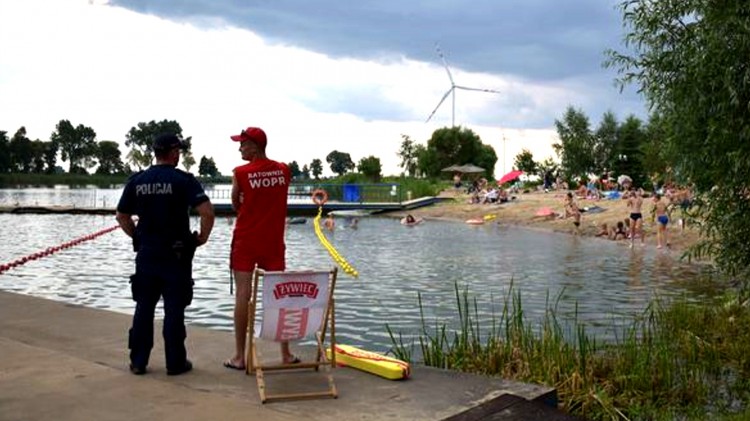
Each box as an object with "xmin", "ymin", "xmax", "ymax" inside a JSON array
[{"xmin": 575, "ymin": 183, "xmax": 587, "ymax": 199}]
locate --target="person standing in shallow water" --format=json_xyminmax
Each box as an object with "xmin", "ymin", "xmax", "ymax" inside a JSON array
[
  {"xmin": 652, "ymin": 193, "xmax": 670, "ymax": 249},
  {"xmin": 116, "ymin": 133, "xmax": 215, "ymax": 376},
  {"xmin": 627, "ymin": 186, "xmax": 645, "ymax": 248},
  {"xmin": 224, "ymin": 127, "xmax": 295, "ymax": 371}
]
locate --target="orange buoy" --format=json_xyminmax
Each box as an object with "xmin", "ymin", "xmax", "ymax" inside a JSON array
[{"xmin": 311, "ymin": 189, "xmax": 329, "ymax": 206}]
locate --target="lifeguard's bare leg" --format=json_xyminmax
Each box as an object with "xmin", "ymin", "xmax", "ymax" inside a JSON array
[{"xmin": 227, "ymin": 270, "xmax": 251, "ymax": 368}]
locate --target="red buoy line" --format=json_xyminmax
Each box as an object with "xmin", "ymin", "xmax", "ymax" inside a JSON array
[{"xmin": 0, "ymin": 224, "xmax": 121, "ymax": 275}]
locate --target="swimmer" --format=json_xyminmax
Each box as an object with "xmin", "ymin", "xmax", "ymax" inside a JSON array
[{"xmin": 323, "ymin": 213, "xmax": 335, "ymax": 231}]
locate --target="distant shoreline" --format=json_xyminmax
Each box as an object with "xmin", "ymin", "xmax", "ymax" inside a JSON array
[{"xmin": 386, "ymin": 189, "xmax": 704, "ymax": 257}]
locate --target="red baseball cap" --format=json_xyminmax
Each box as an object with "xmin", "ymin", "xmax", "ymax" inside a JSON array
[{"xmin": 230, "ymin": 127, "xmax": 267, "ymax": 147}]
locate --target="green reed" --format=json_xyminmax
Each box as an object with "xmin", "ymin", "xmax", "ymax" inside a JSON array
[{"xmin": 388, "ymin": 281, "xmax": 750, "ymax": 420}]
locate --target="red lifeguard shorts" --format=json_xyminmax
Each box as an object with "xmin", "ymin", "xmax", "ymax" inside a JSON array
[{"xmin": 230, "ymin": 239, "xmax": 285, "ymax": 272}]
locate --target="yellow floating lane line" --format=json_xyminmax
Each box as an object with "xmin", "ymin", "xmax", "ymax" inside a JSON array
[{"xmin": 314, "ymin": 207, "xmax": 359, "ymax": 278}]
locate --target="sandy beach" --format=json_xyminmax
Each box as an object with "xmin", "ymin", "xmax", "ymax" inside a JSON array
[{"xmin": 392, "ymin": 189, "xmax": 702, "ymax": 255}]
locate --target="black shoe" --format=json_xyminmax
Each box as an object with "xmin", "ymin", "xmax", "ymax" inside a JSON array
[
  {"xmin": 167, "ymin": 360, "xmax": 193, "ymax": 376},
  {"xmin": 129, "ymin": 363, "xmax": 147, "ymax": 375}
]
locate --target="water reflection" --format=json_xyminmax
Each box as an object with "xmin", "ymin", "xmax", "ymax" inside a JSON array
[
  {"xmin": 0, "ymin": 189, "xmax": 709, "ymax": 354},
  {"xmin": 0, "ymin": 213, "xmax": 709, "ymax": 353},
  {"xmin": 0, "ymin": 187, "xmax": 124, "ymax": 208},
  {"xmin": 0, "ymin": 186, "xmax": 233, "ymax": 208}
]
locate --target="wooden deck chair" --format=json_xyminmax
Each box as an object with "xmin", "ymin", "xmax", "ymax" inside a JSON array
[{"xmin": 246, "ymin": 267, "xmax": 338, "ymax": 403}]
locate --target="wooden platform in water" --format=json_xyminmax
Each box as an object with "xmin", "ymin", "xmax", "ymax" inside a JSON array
[
  {"xmin": 0, "ymin": 196, "xmax": 449, "ymax": 217},
  {"xmin": 0, "ymin": 205, "xmax": 115, "ymax": 215}
]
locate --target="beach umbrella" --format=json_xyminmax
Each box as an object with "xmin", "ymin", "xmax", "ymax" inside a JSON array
[
  {"xmin": 497, "ymin": 170, "xmax": 523, "ymax": 185},
  {"xmin": 441, "ymin": 164, "xmax": 462, "ymax": 173},
  {"xmin": 442, "ymin": 164, "xmax": 485, "ymax": 175},
  {"xmin": 617, "ymin": 175, "xmax": 632, "ymax": 186},
  {"xmin": 453, "ymin": 164, "xmax": 485, "ymax": 174}
]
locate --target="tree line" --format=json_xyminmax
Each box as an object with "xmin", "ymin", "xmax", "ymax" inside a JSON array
[
  {"xmin": 0, "ymin": 111, "xmax": 662, "ymax": 189},
  {"xmin": 509, "ymin": 107, "xmax": 665, "ymax": 190},
  {"xmin": 0, "ymin": 118, "xmax": 392, "ymax": 182},
  {"xmin": 0, "ymin": 119, "xmax": 222, "ymax": 177},
  {"xmin": 0, "ymin": 118, "xmax": 501, "ymax": 184}
]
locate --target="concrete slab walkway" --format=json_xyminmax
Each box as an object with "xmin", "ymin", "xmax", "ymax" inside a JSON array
[{"xmin": 0, "ymin": 291, "xmax": 565, "ymax": 421}]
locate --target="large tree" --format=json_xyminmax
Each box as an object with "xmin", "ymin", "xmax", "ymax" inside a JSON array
[
  {"xmin": 592, "ymin": 111, "xmax": 619, "ymax": 174},
  {"xmin": 640, "ymin": 113, "xmax": 670, "ymax": 185},
  {"xmin": 95, "ymin": 141, "xmax": 125, "ymax": 175},
  {"xmin": 326, "ymin": 150, "xmax": 355, "ymax": 176},
  {"xmin": 552, "ymin": 107, "xmax": 595, "ymax": 181},
  {"xmin": 0, "ymin": 131, "xmax": 10, "ymax": 173},
  {"xmin": 30, "ymin": 140, "xmax": 48, "ymax": 173},
  {"xmin": 310, "ymin": 159, "xmax": 323, "ymax": 179},
  {"xmin": 50, "ymin": 120, "xmax": 97, "ymax": 173},
  {"xmin": 607, "ymin": 0, "xmax": 750, "ymax": 280},
  {"xmin": 287, "ymin": 161, "xmax": 301, "ymax": 179},
  {"xmin": 397, "ymin": 134, "xmax": 419, "ymax": 177},
  {"xmin": 513, "ymin": 149, "xmax": 537, "ymax": 176},
  {"xmin": 613, "ymin": 115, "xmax": 647, "ymax": 188},
  {"xmin": 182, "ymin": 138, "xmax": 196, "ymax": 173},
  {"xmin": 42, "ymin": 140, "xmax": 58, "ymax": 174},
  {"xmin": 197, "ymin": 156, "xmax": 220, "ymax": 178},
  {"xmin": 9, "ymin": 127, "xmax": 33, "ymax": 173},
  {"xmin": 418, "ymin": 126, "xmax": 497, "ymax": 178},
  {"xmin": 125, "ymin": 120, "xmax": 183, "ymax": 170},
  {"xmin": 357, "ymin": 155, "xmax": 382, "ymax": 181}
]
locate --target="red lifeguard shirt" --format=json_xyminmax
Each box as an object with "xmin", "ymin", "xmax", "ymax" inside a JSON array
[{"xmin": 231, "ymin": 158, "xmax": 290, "ymax": 271}]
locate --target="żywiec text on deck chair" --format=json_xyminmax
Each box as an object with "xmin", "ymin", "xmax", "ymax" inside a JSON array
[{"xmin": 246, "ymin": 267, "xmax": 338, "ymax": 403}]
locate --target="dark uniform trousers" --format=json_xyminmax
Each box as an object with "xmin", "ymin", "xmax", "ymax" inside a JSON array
[{"xmin": 129, "ymin": 247, "xmax": 193, "ymax": 372}]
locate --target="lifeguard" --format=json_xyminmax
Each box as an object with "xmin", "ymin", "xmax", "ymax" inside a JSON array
[{"xmin": 225, "ymin": 126, "xmax": 296, "ymax": 371}]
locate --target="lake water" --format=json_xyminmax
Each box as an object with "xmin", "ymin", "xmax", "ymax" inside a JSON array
[{"xmin": 0, "ymin": 188, "xmax": 707, "ymax": 355}]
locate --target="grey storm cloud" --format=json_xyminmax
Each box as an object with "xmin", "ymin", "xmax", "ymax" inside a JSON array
[
  {"xmin": 108, "ymin": 0, "xmax": 643, "ymax": 127},
  {"xmin": 109, "ymin": 0, "xmax": 624, "ymax": 80}
]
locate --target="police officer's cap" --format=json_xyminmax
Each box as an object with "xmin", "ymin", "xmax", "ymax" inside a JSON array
[{"xmin": 153, "ymin": 133, "xmax": 188, "ymax": 151}]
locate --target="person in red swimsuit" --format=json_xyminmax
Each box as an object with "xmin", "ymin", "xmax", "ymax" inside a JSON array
[{"xmin": 223, "ymin": 127, "xmax": 294, "ymax": 371}]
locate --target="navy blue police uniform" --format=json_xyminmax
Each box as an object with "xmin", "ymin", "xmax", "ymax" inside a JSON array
[{"xmin": 117, "ymin": 164, "xmax": 208, "ymax": 374}]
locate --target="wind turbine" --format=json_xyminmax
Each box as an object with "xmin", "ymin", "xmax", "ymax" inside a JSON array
[{"xmin": 426, "ymin": 43, "xmax": 501, "ymax": 127}]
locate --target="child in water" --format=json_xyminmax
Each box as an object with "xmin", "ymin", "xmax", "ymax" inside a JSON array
[
  {"xmin": 323, "ymin": 213, "xmax": 335, "ymax": 231},
  {"xmin": 612, "ymin": 221, "xmax": 627, "ymax": 240}
]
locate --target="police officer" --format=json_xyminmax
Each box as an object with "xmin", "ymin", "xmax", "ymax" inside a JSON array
[{"xmin": 116, "ymin": 133, "xmax": 215, "ymax": 375}]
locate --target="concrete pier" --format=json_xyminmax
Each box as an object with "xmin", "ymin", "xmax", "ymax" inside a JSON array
[{"xmin": 0, "ymin": 291, "xmax": 582, "ymax": 420}]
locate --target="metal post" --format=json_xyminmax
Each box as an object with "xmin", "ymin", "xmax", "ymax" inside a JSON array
[{"xmin": 502, "ymin": 134, "xmax": 507, "ymax": 175}]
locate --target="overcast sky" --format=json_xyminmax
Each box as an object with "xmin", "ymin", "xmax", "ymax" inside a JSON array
[{"xmin": 0, "ymin": 0, "xmax": 643, "ymax": 177}]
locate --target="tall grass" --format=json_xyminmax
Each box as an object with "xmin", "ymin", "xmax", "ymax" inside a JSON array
[{"xmin": 388, "ymin": 282, "xmax": 750, "ymax": 420}]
